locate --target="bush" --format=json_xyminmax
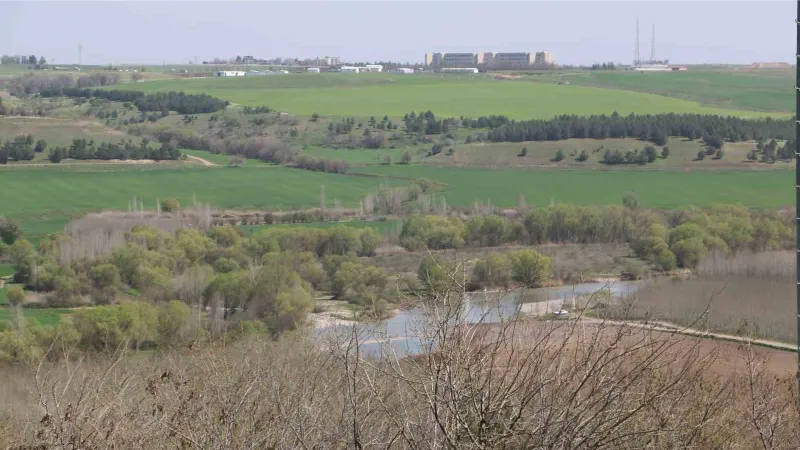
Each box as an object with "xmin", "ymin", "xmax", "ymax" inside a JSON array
[
  {"xmin": 518, "ymin": 147, "xmax": 528, "ymax": 157},
  {"xmin": 661, "ymin": 146, "xmax": 670, "ymax": 158},
  {"xmin": 160, "ymin": 197, "xmax": 180, "ymax": 213},
  {"xmin": 696, "ymin": 151, "xmax": 705, "ymax": 161},
  {"xmin": 552, "ymin": 149, "xmax": 565, "ymax": 162},
  {"xmin": 507, "ymin": 249, "xmax": 551, "ymax": 287},
  {"xmin": 576, "ymin": 149, "xmax": 588, "ymax": 161}
]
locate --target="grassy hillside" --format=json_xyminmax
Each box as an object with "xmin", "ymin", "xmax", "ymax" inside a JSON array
[
  {"xmin": 357, "ymin": 165, "xmax": 793, "ymax": 209},
  {"xmin": 107, "ymin": 73, "xmax": 782, "ymax": 119},
  {"xmin": 0, "ymin": 117, "xmax": 140, "ymax": 150},
  {"xmin": 305, "ymin": 138, "xmax": 769, "ymax": 169},
  {"xmin": 542, "ymin": 70, "xmax": 792, "ymax": 113}
]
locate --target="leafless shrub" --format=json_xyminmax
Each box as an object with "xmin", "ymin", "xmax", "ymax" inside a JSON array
[{"xmin": 5, "ymin": 257, "xmax": 800, "ymax": 448}]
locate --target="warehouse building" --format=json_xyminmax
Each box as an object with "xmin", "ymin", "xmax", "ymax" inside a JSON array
[
  {"xmin": 214, "ymin": 71, "xmax": 246, "ymax": 77},
  {"xmin": 389, "ymin": 68, "xmax": 415, "ymax": 74},
  {"xmin": 441, "ymin": 67, "xmax": 479, "ymax": 74},
  {"xmin": 340, "ymin": 66, "xmax": 360, "ymax": 73},
  {"xmin": 534, "ymin": 51, "xmax": 555, "ymax": 66}
]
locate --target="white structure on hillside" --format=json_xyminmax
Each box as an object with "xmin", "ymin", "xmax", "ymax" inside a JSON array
[
  {"xmin": 441, "ymin": 67, "xmax": 478, "ymax": 74},
  {"xmin": 307, "ymin": 67, "xmax": 321, "ymax": 73},
  {"xmin": 214, "ymin": 70, "xmax": 245, "ymax": 77},
  {"xmin": 340, "ymin": 66, "xmax": 360, "ymax": 73},
  {"xmin": 389, "ymin": 68, "xmax": 414, "ymax": 74}
]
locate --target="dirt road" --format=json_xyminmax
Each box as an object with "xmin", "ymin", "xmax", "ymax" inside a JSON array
[{"xmin": 185, "ymin": 154, "xmax": 217, "ymax": 167}]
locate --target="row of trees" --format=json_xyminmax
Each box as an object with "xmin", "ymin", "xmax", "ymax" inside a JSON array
[
  {"xmin": 403, "ymin": 110, "xmax": 450, "ymax": 134},
  {"xmin": 0, "ymin": 54, "xmax": 46, "ymax": 65},
  {"xmin": 0, "ymin": 135, "xmax": 46, "ymax": 164},
  {"xmin": 48, "ymin": 138, "xmax": 182, "ymax": 163},
  {"xmin": 7, "ymin": 73, "xmax": 119, "ymax": 97},
  {"xmin": 399, "ymin": 203, "xmax": 793, "ymax": 269},
  {"xmin": 40, "ymin": 88, "xmax": 229, "ymax": 114},
  {"xmin": 479, "ymin": 113, "xmax": 792, "ymax": 144},
  {"xmin": 469, "ymin": 249, "xmax": 552, "ymax": 289},
  {"xmin": 601, "ymin": 146, "xmax": 661, "ymax": 165}
]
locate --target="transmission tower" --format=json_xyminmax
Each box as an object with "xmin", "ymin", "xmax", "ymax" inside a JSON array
[
  {"xmin": 634, "ymin": 16, "xmax": 640, "ymax": 65},
  {"xmin": 650, "ymin": 23, "xmax": 656, "ymax": 62}
]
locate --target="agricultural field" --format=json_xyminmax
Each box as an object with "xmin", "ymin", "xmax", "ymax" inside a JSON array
[
  {"xmin": 355, "ymin": 165, "xmax": 794, "ymax": 209},
  {"xmin": 0, "ymin": 165, "xmax": 400, "ymax": 240},
  {"xmin": 106, "ymin": 72, "xmax": 783, "ymax": 119},
  {"xmin": 0, "ymin": 307, "xmax": 72, "ymax": 327},
  {"xmin": 537, "ymin": 69, "xmax": 793, "ymax": 113}
]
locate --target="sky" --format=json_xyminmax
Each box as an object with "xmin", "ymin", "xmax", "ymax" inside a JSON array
[{"xmin": 0, "ymin": 1, "xmax": 794, "ymax": 66}]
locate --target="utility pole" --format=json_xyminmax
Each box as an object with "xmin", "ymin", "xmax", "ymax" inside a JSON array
[{"xmin": 795, "ymin": 0, "xmax": 800, "ymax": 402}]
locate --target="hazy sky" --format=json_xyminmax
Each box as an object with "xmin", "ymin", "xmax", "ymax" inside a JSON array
[{"xmin": 0, "ymin": 1, "xmax": 794, "ymax": 65}]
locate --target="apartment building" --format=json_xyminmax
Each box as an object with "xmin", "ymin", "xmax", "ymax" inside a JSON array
[
  {"xmin": 442, "ymin": 53, "xmax": 478, "ymax": 66},
  {"xmin": 492, "ymin": 52, "xmax": 534, "ymax": 67},
  {"xmin": 534, "ymin": 51, "xmax": 555, "ymax": 66}
]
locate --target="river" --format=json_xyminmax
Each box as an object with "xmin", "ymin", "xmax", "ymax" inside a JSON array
[{"xmin": 317, "ymin": 280, "xmax": 642, "ymax": 358}]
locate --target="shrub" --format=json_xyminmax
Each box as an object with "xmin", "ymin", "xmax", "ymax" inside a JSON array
[
  {"xmin": 552, "ymin": 149, "xmax": 565, "ymax": 162},
  {"xmin": 160, "ymin": 197, "xmax": 180, "ymax": 213}
]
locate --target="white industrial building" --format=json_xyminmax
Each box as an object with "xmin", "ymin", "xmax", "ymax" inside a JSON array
[
  {"xmin": 363, "ymin": 64, "xmax": 383, "ymax": 72},
  {"xmin": 441, "ymin": 67, "xmax": 479, "ymax": 74},
  {"xmin": 307, "ymin": 67, "xmax": 321, "ymax": 73},
  {"xmin": 214, "ymin": 71, "xmax": 246, "ymax": 77},
  {"xmin": 340, "ymin": 66, "xmax": 360, "ymax": 73},
  {"xmin": 389, "ymin": 68, "xmax": 414, "ymax": 74}
]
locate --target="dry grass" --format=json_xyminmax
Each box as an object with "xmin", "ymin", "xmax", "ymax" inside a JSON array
[{"xmin": 617, "ymin": 251, "xmax": 795, "ymax": 343}]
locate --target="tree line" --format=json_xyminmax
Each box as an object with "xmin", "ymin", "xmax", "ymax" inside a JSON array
[
  {"xmin": 399, "ymin": 202, "xmax": 793, "ymax": 271},
  {"xmin": 40, "ymin": 88, "xmax": 229, "ymax": 114},
  {"xmin": 0, "ymin": 135, "xmax": 45, "ymax": 163},
  {"xmin": 479, "ymin": 113, "xmax": 792, "ymax": 145},
  {"xmin": 47, "ymin": 138, "xmax": 182, "ymax": 163},
  {"xmin": 398, "ymin": 110, "xmax": 791, "ymax": 145},
  {"xmin": 7, "ymin": 73, "xmax": 119, "ymax": 97}
]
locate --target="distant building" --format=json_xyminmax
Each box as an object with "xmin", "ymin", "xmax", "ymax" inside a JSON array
[
  {"xmin": 671, "ymin": 66, "xmax": 688, "ymax": 71},
  {"xmin": 389, "ymin": 68, "xmax": 414, "ymax": 74},
  {"xmin": 751, "ymin": 62, "xmax": 791, "ymax": 69},
  {"xmin": 534, "ymin": 51, "xmax": 554, "ymax": 66},
  {"xmin": 492, "ymin": 52, "xmax": 533, "ymax": 68},
  {"xmin": 425, "ymin": 52, "xmax": 443, "ymax": 66},
  {"xmin": 242, "ymin": 56, "xmax": 256, "ymax": 65},
  {"xmin": 426, "ymin": 50, "xmax": 554, "ymax": 69},
  {"xmin": 442, "ymin": 53, "xmax": 478, "ymax": 66},
  {"xmin": 340, "ymin": 66, "xmax": 360, "ymax": 73},
  {"xmin": 363, "ymin": 64, "xmax": 383, "ymax": 72},
  {"xmin": 307, "ymin": 67, "xmax": 321, "ymax": 73},
  {"xmin": 214, "ymin": 71, "xmax": 246, "ymax": 77},
  {"xmin": 441, "ymin": 67, "xmax": 479, "ymax": 74}
]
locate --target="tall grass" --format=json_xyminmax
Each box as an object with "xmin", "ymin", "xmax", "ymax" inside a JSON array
[{"xmin": 622, "ymin": 251, "xmax": 795, "ymax": 343}]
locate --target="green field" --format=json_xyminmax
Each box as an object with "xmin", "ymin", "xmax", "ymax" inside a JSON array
[
  {"xmin": 0, "ymin": 307, "xmax": 72, "ymax": 327},
  {"xmin": 0, "ymin": 166, "xmax": 399, "ymax": 238},
  {"xmin": 240, "ymin": 219, "xmax": 402, "ymax": 236},
  {"xmin": 108, "ymin": 73, "xmax": 782, "ymax": 119},
  {"xmin": 543, "ymin": 70, "xmax": 792, "ymax": 113},
  {"xmin": 0, "ymin": 265, "xmax": 14, "ymax": 278},
  {"xmin": 356, "ymin": 165, "xmax": 794, "ymax": 209}
]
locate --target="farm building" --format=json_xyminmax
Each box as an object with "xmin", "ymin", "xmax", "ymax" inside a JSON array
[
  {"xmin": 441, "ymin": 67, "xmax": 479, "ymax": 74},
  {"xmin": 363, "ymin": 64, "xmax": 383, "ymax": 72},
  {"xmin": 389, "ymin": 68, "xmax": 414, "ymax": 74},
  {"xmin": 340, "ymin": 66, "xmax": 360, "ymax": 73},
  {"xmin": 307, "ymin": 67, "xmax": 321, "ymax": 73},
  {"xmin": 214, "ymin": 71, "xmax": 246, "ymax": 77}
]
